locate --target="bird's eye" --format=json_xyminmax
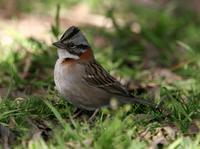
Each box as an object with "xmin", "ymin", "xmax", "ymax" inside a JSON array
[{"xmin": 68, "ymin": 43, "xmax": 76, "ymax": 48}]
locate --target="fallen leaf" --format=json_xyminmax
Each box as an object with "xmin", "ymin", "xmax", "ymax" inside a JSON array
[
  {"xmin": 0, "ymin": 123, "xmax": 16, "ymax": 149},
  {"xmin": 150, "ymin": 68, "xmax": 182, "ymax": 84},
  {"xmin": 27, "ymin": 117, "xmax": 52, "ymax": 141},
  {"xmin": 139, "ymin": 125, "xmax": 178, "ymax": 149},
  {"xmin": 185, "ymin": 120, "xmax": 200, "ymax": 136}
]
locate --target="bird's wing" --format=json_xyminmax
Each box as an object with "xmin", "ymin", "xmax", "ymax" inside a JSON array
[
  {"xmin": 83, "ymin": 60, "xmax": 130, "ymax": 96},
  {"xmin": 83, "ymin": 60, "xmax": 156, "ymax": 107}
]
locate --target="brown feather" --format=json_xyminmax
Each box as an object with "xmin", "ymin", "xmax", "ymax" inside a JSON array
[
  {"xmin": 84, "ymin": 60, "xmax": 130, "ymax": 96},
  {"xmin": 79, "ymin": 49, "xmax": 94, "ymax": 61},
  {"xmin": 61, "ymin": 58, "xmax": 76, "ymax": 65}
]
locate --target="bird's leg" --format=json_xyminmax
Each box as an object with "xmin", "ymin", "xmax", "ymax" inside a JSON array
[
  {"xmin": 72, "ymin": 108, "xmax": 83, "ymax": 118},
  {"xmin": 88, "ymin": 109, "xmax": 99, "ymax": 122}
]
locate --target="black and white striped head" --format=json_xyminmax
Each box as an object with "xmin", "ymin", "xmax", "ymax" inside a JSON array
[{"xmin": 53, "ymin": 26, "xmax": 90, "ymax": 59}]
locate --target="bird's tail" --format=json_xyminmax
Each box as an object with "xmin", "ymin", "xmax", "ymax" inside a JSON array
[
  {"xmin": 116, "ymin": 95, "xmax": 171, "ymax": 116},
  {"xmin": 117, "ymin": 95, "xmax": 157, "ymax": 108}
]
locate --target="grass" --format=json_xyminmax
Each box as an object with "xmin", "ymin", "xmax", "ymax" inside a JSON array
[{"xmin": 0, "ymin": 1, "xmax": 200, "ymax": 149}]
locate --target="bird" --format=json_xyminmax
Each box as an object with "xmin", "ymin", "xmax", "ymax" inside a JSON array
[{"xmin": 52, "ymin": 26, "xmax": 156, "ymax": 111}]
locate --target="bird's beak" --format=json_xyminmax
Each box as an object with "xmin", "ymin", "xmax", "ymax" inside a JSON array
[{"xmin": 52, "ymin": 41, "xmax": 66, "ymax": 49}]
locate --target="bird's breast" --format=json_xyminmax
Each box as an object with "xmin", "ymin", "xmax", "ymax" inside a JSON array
[{"xmin": 54, "ymin": 58, "xmax": 83, "ymax": 94}]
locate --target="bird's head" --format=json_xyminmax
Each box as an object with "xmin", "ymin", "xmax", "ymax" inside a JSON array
[{"xmin": 53, "ymin": 26, "xmax": 93, "ymax": 60}]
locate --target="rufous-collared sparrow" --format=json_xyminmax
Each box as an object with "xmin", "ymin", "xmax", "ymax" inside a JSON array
[{"xmin": 53, "ymin": 26, "xmax": 156, "ymax": 111}]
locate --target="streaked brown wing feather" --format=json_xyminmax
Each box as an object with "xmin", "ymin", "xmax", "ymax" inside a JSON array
[
  {"xmin": 83, "ymin": 60, "xmax": 130, "ymax": 96},
  {"xmin": 82, "ymin": 60, "xmax": 157, "ymax": 107}
]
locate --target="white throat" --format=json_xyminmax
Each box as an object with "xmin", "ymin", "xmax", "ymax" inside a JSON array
[{"xmin": 57, "ymin": 49, "xmax": 79, "ymax": 60}]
